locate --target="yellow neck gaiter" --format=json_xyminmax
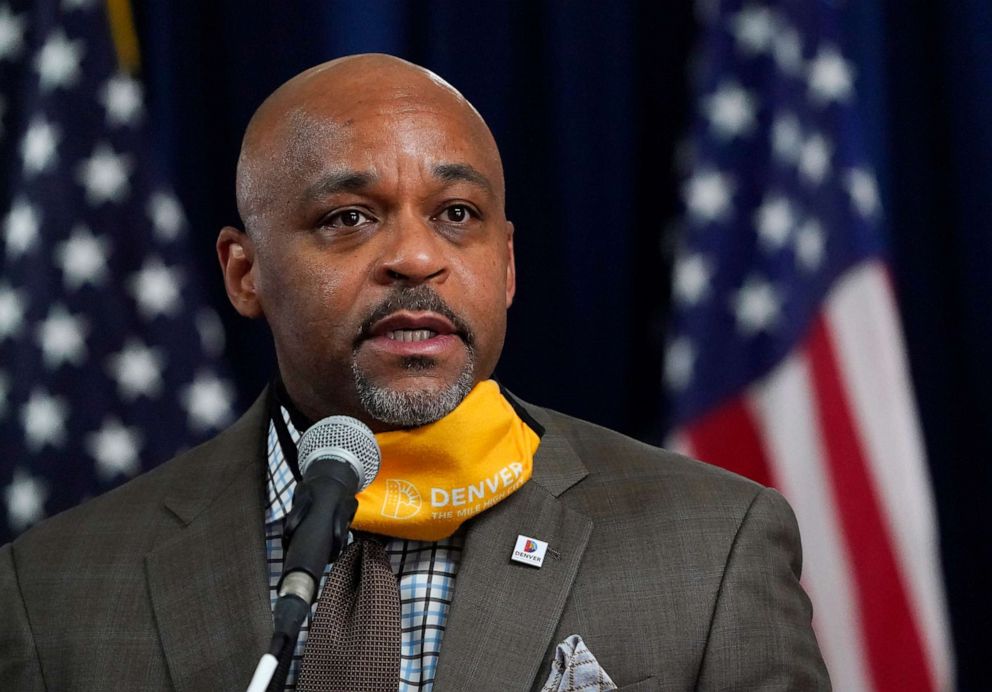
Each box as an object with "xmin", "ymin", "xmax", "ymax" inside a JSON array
[{"xmin": 351, "ymin": 380, "xmax": 540, "ymax": 541}]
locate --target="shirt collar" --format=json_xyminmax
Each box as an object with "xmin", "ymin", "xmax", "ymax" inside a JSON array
[{"xmin": 265, "ymin": 406, "xmax": 300, "ymax": 525}]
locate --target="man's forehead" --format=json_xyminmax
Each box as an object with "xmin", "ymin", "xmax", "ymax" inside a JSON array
[
  {"xmin": 267, "ymin": 88, "xmax": 489, "ymax": 150},
  {"xmin": 271, "ymin": 98, "xmax": 499, "ymax": 178}
]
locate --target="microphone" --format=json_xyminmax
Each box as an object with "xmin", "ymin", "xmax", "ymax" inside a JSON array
[
  {"xmin": 278, "ymin": 415, "xmax": 381, "ymax": 603},
  {"xmin": 248, "ymin": 415, "xmax": 380, "ymax": 692}
]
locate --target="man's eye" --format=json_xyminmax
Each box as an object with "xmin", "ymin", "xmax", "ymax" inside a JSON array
[
  {"xmin": 437, "ymin": 205, "xmax": 475, "ymax": 223},
  {"xmin": 326, "ymin": 209, "xmax": 373, "ymax": 227}
]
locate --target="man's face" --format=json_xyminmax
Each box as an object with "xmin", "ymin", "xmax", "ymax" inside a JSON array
[{"xmin": 222, "ymin": 86, "xmax": 515, "ymax": 430}]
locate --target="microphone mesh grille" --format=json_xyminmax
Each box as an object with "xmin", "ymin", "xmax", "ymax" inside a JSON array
[{"xmin": 297, "ymin": 416, "xmax": 381, "ymax": 491}]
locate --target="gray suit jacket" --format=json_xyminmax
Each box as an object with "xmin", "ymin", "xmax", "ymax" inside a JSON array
[{"xmin": 1, "ymin": 392, "xmax": 829, "ymax": 690}]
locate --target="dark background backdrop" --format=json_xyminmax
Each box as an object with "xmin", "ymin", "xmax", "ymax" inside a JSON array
[{"xmin": 132, "ymin": 1, "xmax": 991, "ymax": 686}]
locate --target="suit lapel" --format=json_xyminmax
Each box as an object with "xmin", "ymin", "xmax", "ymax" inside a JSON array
[
  {"xmin": 145, "ymin": 393, "xmax": 273, "ymax": 691},
  {"xmin": 434, "ymin": 402, "xmax": 592, "ymax": 691}
]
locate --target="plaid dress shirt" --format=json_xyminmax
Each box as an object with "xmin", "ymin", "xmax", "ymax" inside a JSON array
[{"xmin": 265, "ymin": 407, "xmax": 463, "ymax": 691}]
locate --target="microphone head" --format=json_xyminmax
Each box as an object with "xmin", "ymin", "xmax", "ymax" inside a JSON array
[{"xmin": 297, "ymin": 416, "xmax": 380, "ymax": 491}]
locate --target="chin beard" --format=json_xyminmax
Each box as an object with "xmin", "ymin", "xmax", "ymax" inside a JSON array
[{"xmin": 352, "ymin": 352, "xmax": 476, "ymax": 428}]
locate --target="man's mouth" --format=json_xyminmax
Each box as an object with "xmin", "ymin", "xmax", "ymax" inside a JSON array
[
  {"xmin": 355, "ymin": 286, "xmax": 475, "ymax": 352},
  {"xmin": 359, "ymin": 311, "xmax": 465, "ymax": 360},
  {"xmin": 368, "ymin": 311, "xmax": 459, "ymax": 341}
]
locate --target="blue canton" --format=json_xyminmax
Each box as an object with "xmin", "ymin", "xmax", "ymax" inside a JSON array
[
  {"xmin": 265, "ymin": 407, "xmax": 462, "ymax": 691},
  {"xmin": 0, "ymin": 0, "xmax": 235, "ymax": 544},
  {"xmin": 667, "ymin": 0, "xmax": 885, "ymax": 426}
]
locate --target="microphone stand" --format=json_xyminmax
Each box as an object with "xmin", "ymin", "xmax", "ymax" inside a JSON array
[
  {"xmin": 245, "ymin": 470, "xmax": 357, "ymax": 692},
  {"xmin": 246, "ymin": 585, "xmax": 311, "ymax": 692},
  {"xmin": 245, "ymin": 411, "xmax": 376, "ymax": 692}
]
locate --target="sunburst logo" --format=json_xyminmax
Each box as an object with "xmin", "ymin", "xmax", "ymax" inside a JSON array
[{"xmin": 380, "ymin": 479, "xmax": 422, "ymax": 520}]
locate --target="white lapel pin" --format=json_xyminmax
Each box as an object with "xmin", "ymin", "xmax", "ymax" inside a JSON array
[{"xmin": 511, "ymin": 534, "xmax": 549, "ymax": 568}]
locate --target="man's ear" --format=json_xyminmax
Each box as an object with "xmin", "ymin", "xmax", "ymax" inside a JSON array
[
  {"xmin": 505, "ymin": 220, "xmax": 516, "ymax": 308},
  {"xmin": 217, "ymin": 226, "xmax": 263, "ymax": 318}
]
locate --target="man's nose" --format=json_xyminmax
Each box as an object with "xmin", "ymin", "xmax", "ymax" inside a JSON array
[{"xmin": 373, "ymin": 211, "xmax": 449, "ymax": 286}]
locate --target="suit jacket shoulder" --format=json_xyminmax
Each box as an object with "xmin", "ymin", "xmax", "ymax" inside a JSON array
[
  {"xmin": 493, "ymin": 401, "xmax": 830, "ymax": 690},
  {"xmin": 533, "ymin": 404, "xmax": 767, "ymax": 506},
  {"xmin": 9, "ymin": 388, "xmax": 268, "ymax": 569},
  {"xmin": 1, "ymin": 393, "xmax": 273, "ymax": 691}
]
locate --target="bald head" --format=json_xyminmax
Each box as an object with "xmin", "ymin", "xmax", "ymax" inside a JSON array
[{"xmin": 235, "ymin": 54, "xmax": 504, "ymax": 232}]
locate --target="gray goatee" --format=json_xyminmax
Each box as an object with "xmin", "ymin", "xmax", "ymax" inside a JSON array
[{"xmin": 352, "ymin": 352, "xmax": 475, "ymax": 427}]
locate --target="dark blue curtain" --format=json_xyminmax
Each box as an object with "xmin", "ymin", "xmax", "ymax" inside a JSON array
[{"xmin": 133, "ymin": 1, "xmax": 990, "ymax": 685}]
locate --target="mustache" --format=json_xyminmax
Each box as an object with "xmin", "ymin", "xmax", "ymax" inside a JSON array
[{"xmin": 355, "ymin": 285, "xmax": 475, "ymax": 346}]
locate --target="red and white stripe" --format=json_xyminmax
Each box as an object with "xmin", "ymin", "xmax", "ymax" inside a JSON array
[{"xmin": 669, "ymin": 262, "xmax": 953, "ymax": 691}]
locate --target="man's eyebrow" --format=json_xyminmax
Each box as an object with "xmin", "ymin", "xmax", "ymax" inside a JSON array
[
  {"xmin": 433, "ymin": 163, "xmax": 494, "ymax": 195},
  {"xmin": 304, "ymin": 170, "xmax": 376, "ymax": 200}
]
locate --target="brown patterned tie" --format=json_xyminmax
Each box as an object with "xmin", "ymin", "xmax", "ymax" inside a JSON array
[{"xmin": 296, "ymin": 537, "xmax": 401, "ymax": 692}]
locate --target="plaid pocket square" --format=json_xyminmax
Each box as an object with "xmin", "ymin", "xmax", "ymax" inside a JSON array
[{"xmin": 540, "ymin": 634, "xmax": 618, "ymax": 692}]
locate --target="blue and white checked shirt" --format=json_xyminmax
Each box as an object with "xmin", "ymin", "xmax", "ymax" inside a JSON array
[{"xmin": 265, "ymin": 407, "xmax": 463, "ymax": 691}]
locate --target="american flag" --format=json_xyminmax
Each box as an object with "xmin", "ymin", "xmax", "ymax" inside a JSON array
[
  {"xmin": 0, "ymin": 0, "xmax": 235, "ymax": 544},
  {"xmin": 666, "ymin": 1, "xmax": 953, "ymax": 689}
]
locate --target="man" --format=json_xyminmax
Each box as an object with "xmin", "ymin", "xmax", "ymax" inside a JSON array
[{"xmin": 1, "ymin": 54, "xmax": 829, "ymax": 690}]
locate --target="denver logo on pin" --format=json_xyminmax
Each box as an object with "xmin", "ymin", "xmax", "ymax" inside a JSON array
[{"xmin": 512, "ymin": 534, "xmax": 548, "ymax": 567}]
